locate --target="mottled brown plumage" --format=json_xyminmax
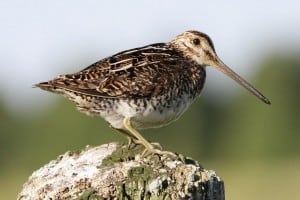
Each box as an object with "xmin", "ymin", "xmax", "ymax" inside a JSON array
[
  {"xmin": 38, "ymin": 43, "xmax": 205, "ymax": 99},
  {"xmin": 36, "ymin": 30, "xmax": 270, "ymax": 151}
]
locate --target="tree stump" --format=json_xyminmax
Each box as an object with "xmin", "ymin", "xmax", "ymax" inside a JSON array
[{"xmin": 18, "ymin": 142, "xmax": 225, "ymax": 200}]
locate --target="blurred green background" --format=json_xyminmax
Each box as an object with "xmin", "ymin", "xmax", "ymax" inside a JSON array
[{"xmin": 1, "ymin": 1, "xmax": 300, "ymax": 199}]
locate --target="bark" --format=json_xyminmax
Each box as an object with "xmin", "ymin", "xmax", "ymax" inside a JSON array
[{"xmin": 18, "ymin": 142, "xmax": 225, "ymax": 200}]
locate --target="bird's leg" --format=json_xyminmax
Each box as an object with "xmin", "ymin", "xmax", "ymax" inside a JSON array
[
  {"xmin": 123, "ymin": 118, "xmax": 177, "ymax": 159},
  {"xmin": 113, "ymin": 128, "xmax": 139, "ymax": 149},
  {"xmin": 123, "ymin": 117, "xmax": 154, "ymax": 151},
  {"xmin": 114, "ymin": 126, "xmax": 176, "ymax": 160},
  {"xmin": 112, "ymin": 125, "xmax": 160, "ymax": 150}
]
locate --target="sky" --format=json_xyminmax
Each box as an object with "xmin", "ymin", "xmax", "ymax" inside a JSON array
[{"xmin": 0, "ymin": 0, "xmax": 300, "ymax": 115}]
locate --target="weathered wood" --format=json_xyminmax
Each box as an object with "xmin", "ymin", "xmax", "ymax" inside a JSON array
[{"xmin": 18, "ymin": 142, "xmax": 225, "ymax": 200}]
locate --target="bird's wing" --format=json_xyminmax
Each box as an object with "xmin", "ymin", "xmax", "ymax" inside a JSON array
[{"xmin": 38, "ymin": 43, "xmax": 188, "ymax": 99}]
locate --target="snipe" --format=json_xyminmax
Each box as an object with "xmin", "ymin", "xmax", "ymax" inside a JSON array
[{"xmin": 36, "ymin": 30, "xmax": 270, "ymax": 152}]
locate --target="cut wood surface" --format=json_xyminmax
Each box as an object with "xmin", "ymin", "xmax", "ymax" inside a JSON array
[{"xmin": 18, "ymin": 142, "xmax": 225, "ymax": 200}]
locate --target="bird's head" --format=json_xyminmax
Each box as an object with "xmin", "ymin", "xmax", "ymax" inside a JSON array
[{"xmin": 170, "ymin": 30, "xmax": 271, "ymax": 104}]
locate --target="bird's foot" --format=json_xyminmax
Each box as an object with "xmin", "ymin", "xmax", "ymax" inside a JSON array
[
  {"xmin": 126, "ymin": 137, "xmax": 138, "ymax": 150},
  {"xmin": 126, "ymin": 136, "xmax": 162, "ymax": 150},
  {"xmin": 142, "ymin": 147, "xmax": 178, "ymax": 160}
]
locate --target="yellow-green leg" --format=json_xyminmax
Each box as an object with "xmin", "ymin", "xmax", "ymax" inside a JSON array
[
  {"xmin": 123, "ymin": 117, "xmax": 154, "ymax": 151},
  {"xmin": 113, "ymin": 128, "xmax": 138, "ymax": 149},
  {"xmin": 121, "ymin": 117, "xmax": 177, "ymax": 158}
]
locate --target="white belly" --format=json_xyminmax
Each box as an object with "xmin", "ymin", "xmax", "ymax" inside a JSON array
[{"xmin": 101, "ymin": 94, "xmax": 195, "ymax": 130}]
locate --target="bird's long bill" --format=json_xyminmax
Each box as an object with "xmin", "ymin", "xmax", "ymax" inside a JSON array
[{"xmin": 212, "ymin": 58, "xmax": 271, "ymax": 104}]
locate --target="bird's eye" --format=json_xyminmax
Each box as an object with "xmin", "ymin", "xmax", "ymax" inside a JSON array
[{"xmin": 192, "ymin": 38, "xmax": 200, "ymax": 46}]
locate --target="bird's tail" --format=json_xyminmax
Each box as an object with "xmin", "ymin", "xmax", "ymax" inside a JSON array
[{"xmin": 34, "ymin": 81, "xmax": 63, "ymax": 94}]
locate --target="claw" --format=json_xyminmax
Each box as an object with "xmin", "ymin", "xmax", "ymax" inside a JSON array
[
  {"xmin": 142, "ymin": 148, "xmax": 178, "ymax": 160},
  {"xmin": 149, "ymin": 142, "xmax": 163, "ymax": 150}
]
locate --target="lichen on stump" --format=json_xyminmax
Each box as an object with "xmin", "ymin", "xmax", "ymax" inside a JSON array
[{"xmin": 18, "ymin": 143, "xmax": 225, "ymax": 200}]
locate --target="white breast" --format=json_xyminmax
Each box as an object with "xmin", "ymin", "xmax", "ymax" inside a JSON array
[{"xmin": 102, "ymin": 94, "xmax": 195, "ymax": 130}]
